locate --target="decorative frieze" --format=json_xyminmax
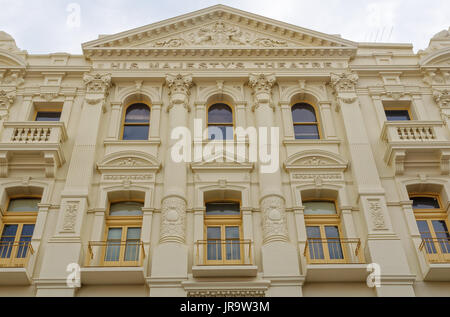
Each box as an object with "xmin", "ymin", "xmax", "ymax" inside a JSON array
[
  {"xmin": 62, "ymin": 202, "xmax": 79, "ymax": 233},
  {"xmin": 433, "ymin": 89, "xmax": 450, "ymax": 108},
  {"xmin": 160, "ymin": 196, "xmax": 187, "ymax": 244},
  {"xmin": 368, "ymin": 199, "xmax": 387, "ymax": 231},
  {"xmin": 260, "ymin": 195, "xmax": 289, "ymax": 244},
  {"xmin": 188, "ymin": 289, "xmax": 266, "ymax": 297},
  {"xmin": 330, "ymin": 72, "xmax": 359, "ymax": 93},
  {"xmin": 83, "ymin": 73, "xmax": 112, "ymax": 95}
]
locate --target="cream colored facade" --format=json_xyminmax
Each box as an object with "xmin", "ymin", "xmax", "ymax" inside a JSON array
[{"xmin": 0, "ymin": 5, "xmax": 449, "ymax": 297}]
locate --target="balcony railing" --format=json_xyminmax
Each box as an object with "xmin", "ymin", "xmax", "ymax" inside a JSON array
[
  {"xmin": 304, "ymin": 238, "xmax": 365, "ymax": 264},
  {"xmin": 381, "ymin": 121, "xmax": 448, "ymax": 144},
  {"xmin": 194, "ymin": 240, "xmax": 253, "ymax": 266},
  {"xmin": 419, "ymin": 238, "xmax": 450, "ymax": 264},
  {"xmin": 85, "ymin": 241, "xmax": 145, "ymax": 267},
  {"xmin": 2, "ymin": 122, "xmax": 67, "ymax": 144},
  {"xmin": 0, "ymin": 242, "xmax": 34, "ymax": 268}
]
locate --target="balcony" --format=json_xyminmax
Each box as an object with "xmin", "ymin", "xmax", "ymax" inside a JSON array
[
  {"xmin": 303, "ymin": 238, "xmax": 368, "ymax": 282},
  {"xmin": 419, "ymin": 238, "xmax": 450, "ymax": 281},
  {"xmin": 81, "ymin": 241, "xmax": 146, "ymax": 285},
  {"xmin": 381, "ymin": 121, "xmax": 450, "ymax": 174},
  {"xmin": 0, "ymin": 242, "xmax": 34, "ymax": 285},
  {"xmin": 192, "ymin": 240, "xmax": 258, "ymax": 278},
  {"xmin": 0, "ymin": 122, "xmax": 67, "ymax": 177}
]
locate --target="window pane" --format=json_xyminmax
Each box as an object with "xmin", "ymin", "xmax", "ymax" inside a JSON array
[
  {"xmin": 294, "ymin": 125, "xmax": 320, "ymax": 140},
  {"xmin": 306, "ymin": 226, "xmax": 324, "ymax": 260},
  {"xmin": 123, "ymin": 125, "xmax": 149, "ymax": 141},
  {"xmin": 385, "ymin": 110, "xmax": 411, "ymax": 121},
  {"xmin": 208, "ymin": 104, "xmax": 233, "ymax": 124},
  {"xmin": 35, "ymin": 112, "xmax": 61, "ymax": 122},
  {"xmin": 226, "ymin": 227, "xmax": 241, "ymax": 261},
  {"xmin": 0, "ymin": 225, "xmax": 18, "ymax": 259},
  {"xmin": 325, "ymin": 226, "xmax": 344, "ymax": 260},
  {"xmin": 17, "ymin": 225, "xmax": 35, "ymax": 259},
  {"xmin": 432, "ymin": 221, "xmax": 450, "ymax": 254},
  {"xmin": 125, "ymin": 104, "xmax": 150, "ymax": 123},
  {"xmin": 304, "ymin": 202, "xmax": 337, "ymax": 215},
  {"xmin": 105, "ymin": 228, "xmax": 122, "ymax": 262},
  {"xmin": 8, "ymin": 198, "xmax": 40, "ymax": 212},
  {"xmin": 208, "ymin": 126, "xmax": 234, "ymax": 140},
  {"xmin": 412, "ymin": 197, "xmax": 440, "ymax": 210},
  {"xmin": 207, "ymin": 227, "xmax": 222, "ymax": 261},
  {"xmin": 417, "ymin": 221, "xmax": 437, "ymax": 254},
  {"xmin": 110, "ymin": 202, "xmax": 144, "ymax": 216},
  {"xmin": 206, "ymin": 203, "xmax": 240, "ymax": 216},
  {"xmin": 125, "ymin": 228, "xmax": 141, "ymax": 262},
  {"xmin": 292, "ymin": 104, "xmax": 317, "ymax": 123}
]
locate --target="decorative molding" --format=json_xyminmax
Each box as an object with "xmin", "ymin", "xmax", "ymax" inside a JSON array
[
  {"xmin": 160, "ymin": 196, "xmax": 187, "ymax": 244},
  {"xmin": 62, "ymin": 202, "xmax": 79, "ymax": 233},
  {"xmin": 0, "ymin": 89, "xmax": 16, "ymax": 109},
  {"xmin": 188, "ymin": 289, "xmax": 266, "ymax": 297},
  {"xmin": 260, "ymin": 195, "xmax": 288, "ymax": 244},
  {"xmin": 166, "ymin": 74, "xmax": 193, "ymax": 111},
  {"xmin": 434, "ymin": 89, "xmax": 450, "ymax": 108},
  {"xmin": 83, "ymin": 73, "xmax": 112, "ymax": 95},
  {"xmin": 248, "ymin": 73, "xmax": 276, "ymax": 110},
  {"xmin": 368, "ymin": 199, "xmax": 387, "ymax": 231},
  {"xmin": 330, "ymin": 72, "xmax": 359, "ymax": 93}
]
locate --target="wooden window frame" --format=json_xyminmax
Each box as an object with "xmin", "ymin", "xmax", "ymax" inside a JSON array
[
  {"xmin": 303, "ymin": 199, "xmax": 348, "ymax": 264},
  {"xmin": 101, "ymin": 200, "xmax": 144, "ymax": 267},
  {"xmin": 291, "ymin": 102, "xmax": 322, "ymax": 140},
  {"xmin": 204, "ymin": 200, "xmax": 243, "ymax": 265},
  {"xmin": 120, "ymin": 102, "xmax": 151, "ymax": 141}
]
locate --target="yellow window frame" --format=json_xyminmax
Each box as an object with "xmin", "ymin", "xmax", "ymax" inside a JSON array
[
  {"xmin": 291, "ymin": 102, "xmax": 322, "ymax": 140},
  {"xmin": 120, "ymin": 102, "xmax": 151, "ymax": 141}
]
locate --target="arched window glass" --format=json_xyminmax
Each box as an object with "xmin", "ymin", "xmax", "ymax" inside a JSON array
[
  {"xmin": 208, "ymin": 104, "xmax": 234, "ymax": 140},
  {"xmin": 292, "ymin": 103, "xmax": 320, "ymax": 140},
  {"xmin": 122, "ymin": 103, "xmax": 150, "ymax": 141}
]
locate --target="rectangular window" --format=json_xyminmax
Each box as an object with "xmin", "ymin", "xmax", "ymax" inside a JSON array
[
  {"xmin": 385, "ymin": 109, "xmax": 411, "ymax": 121},
  {"xmin": 35, "ymin": 111, "xmax": 61, "ymax": 122},
  {"xmin": 103, "ymin": 226, "xmax": 142, "ymax": 266}
]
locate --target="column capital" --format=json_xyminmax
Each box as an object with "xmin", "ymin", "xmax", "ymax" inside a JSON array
[
  {"xmin": 0, "ymin": 89, "xmax": 16, "ymax": 109},
  {"xmin": 330, "ymin": 71, "xmax": 359, "ymax": 94},
  {"xmin": 83, "ymin": 72, "xmax": 112, "ymax": 95},
  {"xmin": 166, "ymin": 74, "xmax": 193, "ymax": 111},
  {"xmin": 433, "ymin": 89, "xmax": 450, "ymax": 108},
  {"xmin": 248, "ymin": 73, "xmax": 276, "ymax": 98}
]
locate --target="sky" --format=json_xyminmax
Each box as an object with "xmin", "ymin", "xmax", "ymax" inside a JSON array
[{"xmin": 0, "ymin": 0, "xmax": 449, "ymax": 54}]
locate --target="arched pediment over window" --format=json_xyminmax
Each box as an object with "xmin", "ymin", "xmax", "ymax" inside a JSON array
[
  {"xmin": 285, "ymin": 150, "xmax": 348, "ymax": 171},
  {"xmin": 0, "ymin": 50, "xmax": 26, "ymax": 68},
  {"xmin": 97, "ymin": 151, "xmax": 161, "ymax": 173}
]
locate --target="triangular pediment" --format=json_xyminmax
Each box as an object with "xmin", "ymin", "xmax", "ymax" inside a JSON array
[{"xmin": 83, "ymin": 5, "xmax": 356, "ymax": 53}]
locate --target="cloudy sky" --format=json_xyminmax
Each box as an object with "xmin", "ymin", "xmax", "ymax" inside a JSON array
[{"xmin": 0, "ymin": 0, "xmax": 449, "ymax": 54}]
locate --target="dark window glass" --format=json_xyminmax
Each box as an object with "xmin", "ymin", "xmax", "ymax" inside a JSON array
[
  {"xmin": 207, "ymin": 227, "xmax": 222, "ymax": 261},
  {"xmin": 325, "ymin": 226, "xmax": 344, "ymax": 260},
  {"xmin": 206, "ymin": 203, "xmax": 240, "ymax": 216},
  {"xmin": 16, "ymin": 225, "xmax": 35, "ymax": 258},
  {"xmin": 306, "ymin": 226, "xmax": 324, "ymax": 260},
  {"xmin": 412, "ymin": 197, "xmax": 440, "ymax": 210},
  {"xmin": 123, "ymin": 125, "xmax": 149, "ymax": 141},
  {"xmin": 385, "ymin": 110, "xmax": 411, "ymax": 121},
  {"xmin": 123, "ymin": 104, "xmax": 150, "ymax": 141},
  {"xmin": 35, "ymin": 112, "xmax": 61, "ymax": 122},
  {"xmin": 208, "ymin": 126, "xmax": 234, "ymax": 140},
  {"xmin": 292, "ymin": 103, "xmax": 317, "ymax": 123},
  {"xmin": 208, "ymin": 104, "xmax": 233, "ymax": 124},
  {"xmin": 294, "ymin": 125, "xmax": 320, "ymax": 140}
]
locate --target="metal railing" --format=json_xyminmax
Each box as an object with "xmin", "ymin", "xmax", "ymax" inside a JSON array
[
  {"xmin": 194, "ymin": 240, "xmax": 253, "ymax": 266},
  {"xmin": 304, "ymin": 238, "xmax": 365, "ymax": 264},
  {"xmin": 0, "ymin": 241, "xmax": 34, "ymax": 268},
  {"xmin": 85, "ymin": 241, "xmax": 145, "ymax": 267},
  {"xmin": 419, "ymin": 238, "xmax": 450, "ymax": 263}
]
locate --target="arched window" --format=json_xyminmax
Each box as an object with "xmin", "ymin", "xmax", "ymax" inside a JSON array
[
  {"xmin": 204, "ymin": 202, "xmax": 242, "ymax": 265},
  {"xmin": 208, "ymin": 103, "xmax": 234, "ymax": 140},
  {"xmin": 122, "ymin": 103, "xmax": 151, "ymax": 141},
  {"xmin": 410, "ymin": 194, "xmax": 450, "ymax": 262},
  {"xmin": 292, "ymin": 103, "xmax": 320, "ymax": 140},
  {"xmin": 101, "ymin": 201, "xmax": 144, "ymax": 266},
  {"xmin": 0, "ymin": 197, "xmax": 40, "ymax": 267}
]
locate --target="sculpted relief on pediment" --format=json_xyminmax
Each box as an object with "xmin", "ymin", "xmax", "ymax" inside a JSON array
[{"xmin": 132, "ymin": 22, "xmax": 292, "ymax": 48}]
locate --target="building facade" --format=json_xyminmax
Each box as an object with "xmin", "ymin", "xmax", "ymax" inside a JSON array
[{"xmin": 0, "ymin": 5, "xmax": 449, "ymax": 297}]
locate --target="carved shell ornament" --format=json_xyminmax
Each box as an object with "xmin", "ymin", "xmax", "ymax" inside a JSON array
[{"xmin": 154, "ymin": 22, "xmax": 289, "ymax": 48}]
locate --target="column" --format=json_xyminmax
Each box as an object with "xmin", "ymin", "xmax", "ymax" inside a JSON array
[
  {"xmin": 319, "ymin": 101, "xmax": 338, "ymax": 139},
  {"xmin": 0, "ymin": 89, "xmax": 16, "ymax": 134},
  {"xmin": 331, "ymin": 72, "xmax": 416, "ymax": 297},
  {"xmin": 249, "ymin": 74, "xmax": 302, "ymax": 297},
  {"xmin": 412, "ymin": 94, "xmax": 428, "ymax": 121},
  {"xmin": 106, "ymin": 101, "xmax": 122, "ymax": 140},
  {"xmin": 279, "ymin": 101, "xmax": 295, "ymax": 140},
  {"xmin": 369, "ymin": 94, "xmax": 388, "ymax": 130},
  {"xmin": 150, "ymin": 74, "xmax": 193, "ymax": 297},
  {"xmin": 60, "ymin": 96, "xmax": 75, "ymax": 127},
  {"xmin": 35, "ymin": 73, "xmax": 112, "ymax": 297},
  {"xmin": 149, "ymin": 102, "xmax": 162, "ymax": 141}
]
